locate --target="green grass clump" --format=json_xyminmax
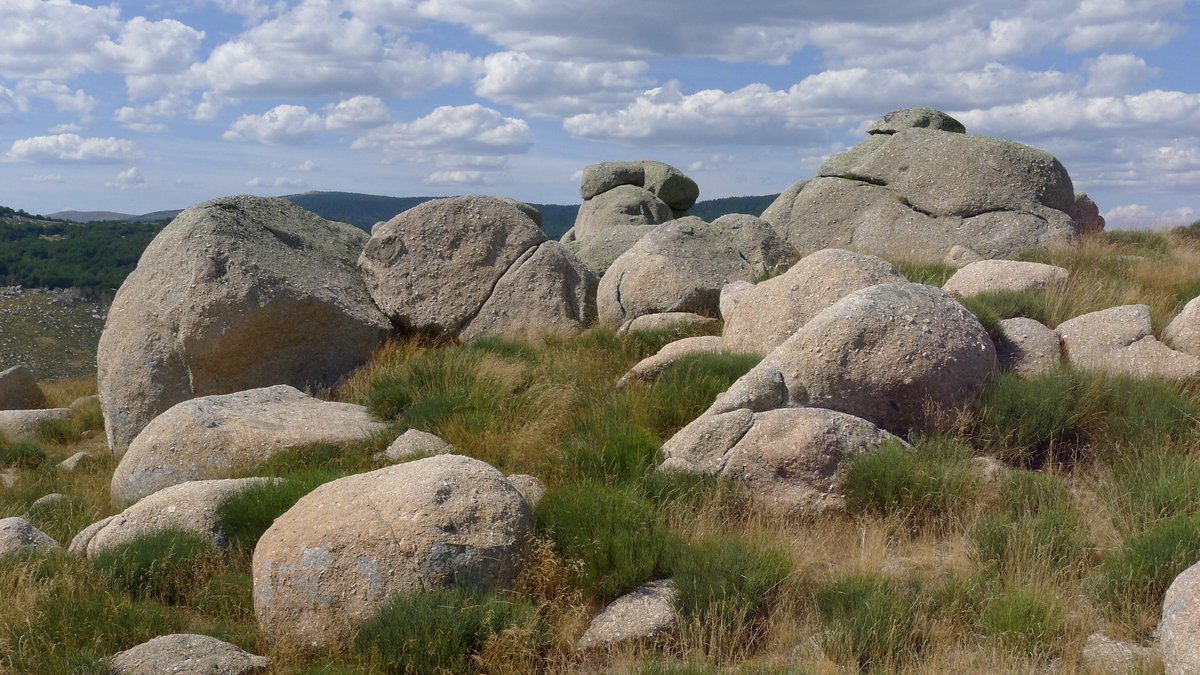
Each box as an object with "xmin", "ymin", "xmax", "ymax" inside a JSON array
[
  {"xmin": 672, "ymin": 536, "xmax": 791, "ymax": 620},
  {"xmin": 90, "ymin": 529, "xmax": 224, "ymax": 604},
  {"xmin": 957, "ymin": 289, "xmax": 1050, "ymax": 335},
  {"xmin": 364, "ymin": 348, "xmax": 518, "ymax": 431},
  {"xmin": 973, "ymin": 471, "xmax": 1089, "ymax": 577},
  {"xmin": 461, "ymin": 334, "xmax": 539, "ymax": 363},
  {"xmin": 535, "ymin": 483, "xmax": 681, "ymax": 600},
  {"xmin": 559, "ymin": 396, "xmax": 661, "ymax": 484},
  {"xmin": 248, "ymin": 441, "xmax": 381, "ymax": 480},
  {"xmin": 215, "ymin": 474, "xmax": 333, "ymax": 552},
  {"xmin": 893, "ymin": 260, "xmax": 957, "ymax": 287},
  {"xmin": 1099, "ymin": 230, "xmax": 1171, "ymax": 256},
  {"xmin": 353, "ymin": 587, "xmax": 537, "ymax": 675},
  {"xmin": 974, "ymin": 369, "xmax": 1198, "ymax": 466},
  {"xmin": 1090, "ymin": 514, "xmax": 1200, "ymax": 621},
  {"xmin": 1106, "ymin": 451, "xmax": 1200, "ymax": 536},
  {"xmin": 642, "ymin": 352, "xmax": 761, "ymax": 437},
  {"xmin": 813, "ymin": 574, "xmax": 923, "ymax": 671},
  {"xmin": 0, "ymin": 440, "xmax": 48, "ymax": 469},
  {"xmin": 35, "ymin": 397, "xmax": 104, "ymax": 445},
  {"xmin": 977, "ymin": 586, "xmax": 1063, "ymax": 659},
  {"xmin": 841, "ymin": 437, "xmax": 979, "ymax": 531}
]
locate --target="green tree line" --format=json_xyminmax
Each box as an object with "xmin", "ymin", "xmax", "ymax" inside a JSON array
[{"xmin": 0, "ymin": 220, "xmax": 166, "ymax": 292}]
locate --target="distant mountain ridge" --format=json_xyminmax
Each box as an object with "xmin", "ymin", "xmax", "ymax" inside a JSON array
[{"xmin": 46, "ymin": 191, "xmax": 781, "ymax": 240}]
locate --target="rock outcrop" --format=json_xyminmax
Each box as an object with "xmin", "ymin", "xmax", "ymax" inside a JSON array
[
  {"xmin": 722, "ymin": 249, "xmax": 905, "ymax": 355},
  {"xmin": 578, "ymin": 579, "xmax": 679, "ymax": 651},
  {"xmin": 762, "ymin": 107, "xmax": 1087, "ymax": 262},
  {"xmin": 253, "ymin": 454, "xmax": 532, "ymax": 649},
  {"xmin": 0, "ymin": 365, "xmax": 45, "ymax": 410},
  {"xmin": 1057, "ymin": 305, "xmax": 1200, "ymax": 381},
  {"xmin": 360, "ymin": 196, "xmax": 596, "ymax": 340},
  {"xmin": 942, "ymin": 260, "xmax": 1068, "ymax": 297},
  {"xmin": 98, "ymin": 195, "xmax": 391, "ymax": 456},
  {"xmin": 1165, "ymin": 296, "xmax": 1200, "ymax": 359},
  {"xmin": 109, "ymin": 634, "xmax": 270, "ymax": 675},
  {"xmin": 597, "ymin": 215, "xmax": 795, "ymax": 328},
  {"xmin": 1162, "ymin": 558, "xmax": 1200, "ymax": 674},
  {"xmin": 111, "ymin": 385, "xmax": 386, "ymax": 504},
  {"xmin": 995, "ymin": 318, "xmax": 1062, "ymax": 377}
]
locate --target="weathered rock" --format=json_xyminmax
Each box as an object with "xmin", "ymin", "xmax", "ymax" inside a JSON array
[
  {"xmin": 1162, "ymin": 559, "xmax": 1200, "ymax": 674},
  {"xmin": 1069, "ymin": 192, "xmax": 1106, "ymax": 235},
  {"xmin": 969, "ymin": 456, "xmax": 1010, "ymax": 484},
  {"xmin": 580, "ymin": 161, "xmax": 645, "ymax": 200},
  {"xmin": 709, "ymin": 283, "xmax": 996, "ymax": 436},
  {"xmin": 111, "ymin": 385, "xmax": 386, "ymax": 504},
  {"xmin": 69, "ymin": 394, "xmax": 98, "ymax": 413},
  {"xmin": 572, "ymin": 185, "xmax": 673, "ymax": 243},
  {"xmin": 1058, "ymin": 305, "xmax": 1200, "ymax": 381},
  {"xmin": 623, "ymin": 312, "xmax": 719, "ymax": 334},
  {"xmin": 996, "ymin": 317, "xmax": 1061, "ymax": 377},
  {"xmin": 578, "ymin": 579, "xmax": 678, "ymax": 651},
  {"xmin": 381, "ymin": 428, "xmax": 456, "ymax": 462},
  {"xmin": 764, "ymin": 114, "xmax": 1081, "ymax": 262},
  {"xmin": 109, "ymin": 634, "xmax": 270, "ymax": 675},
  {"xmin": 660, "ymin": 408, "xmax": 755, "ymax": 475},
  {"xmin": 563, "ymin": 222, "xmax": 657, "ymax": 275},
  {"xmin": 867, "ymin": 106, "xmax": 966, "ymax": 135},
  {"xmin": 597, "ymin": 216, "xmax": 795, "ymax": 327},
  {"xmin": 58, "ymin": 451, "xmax": 91, "ymax": 471},
  {"xmin": 1165, "ymin": 296, "xmax": 1200, "ymax": 359},
  {"xmin": 0, "ymin": 365, "xmax": 45, "ymax": 410},
  {"xmin": 458, "ymin": 241, "xmax": 597, "ymax": 340},
  {"xmin": 618, "ymin": 336, "xmax": 726, "ymax": 387},
  {"xmin": 716, "ymin": 408, "xmax": 903, "ymax": 515},
  {"xmin": 496, "ymin": 196, "xmax": 543, "ymax": 227},
  {"xmin": 78, "ymin": 478, "xmax": 273, "ymax": 558},
  {"xmin": 0, "ymin": 408, "xmax": 71, "ymax": 440},
  {"xmin": 722, "ymin": 249, "xmax": 905, "ymax": 355},
  {"xmin": 1079, "ymin": 633, "xmax": 1157, "ymax": 675},
  {"xmin": 719, "ymin": 280, "xmax": 755, "ymax": 321},
  {"xmin": 0, "ymin": 516, "xmax": 59, "ymax": 558},
  {"xmin": 943, "ymin": 260, "xmax": 1068, "ymax": 297},
  {"xmin": 506, "ymin": 474, "xmax": 546, "ymax": 509},
  {"xmin": 98, "ymin": 195, "xmax": 390, "ymax": 456},
  {"xmin": 253, "ymin": 454, "xmax": 532, "ymax": 649},
  {"xmin": 28, "ymin": 492, "xmax": 68, "ymax": 513},
  {"xmin": 944, "ymin": 245, "xmax": 985, "ymax": 268},
  {"xmin": 642, "ymin": 161, "xmax": 700, "ymax": 211},
  {"xmin": 360, "ymin": 195, "xmax": 546, "ymax": 333}
]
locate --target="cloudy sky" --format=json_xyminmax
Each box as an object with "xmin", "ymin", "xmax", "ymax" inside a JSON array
[{"xmin": 1, "ymin": 0, "xmax": 1198, "ymax": 228}]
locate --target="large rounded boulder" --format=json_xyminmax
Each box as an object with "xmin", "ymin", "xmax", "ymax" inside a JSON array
[
  {"xmin": 597, "ymin": 215, "xmax": 796, "ymax": 328},
  {"xmin": 97, "ymin": 196, "xmax": 390, "ymax": 456},
  {"xmin": 0, "ymin": 365, "xmax": 45, "ymax": 410},
  {"xmin": 360, "ymin": 196, "xmax": 595, "ymax": 338},
  {"xmin": 252, "ymin": 454, "xmax": 533, "ymax": 649},
  {"xmin": 111, "ymin": 385, "xmax": 386, "ymax": 504},
  {"xmin": 722, "ymin": 249, "xmax": 905, "ymax": 355},
  {"xmin": 762, "ymin": 107, "xmax": 1085, "ymax": 262},
  {"xmin": 710, "ymin": 282, "xmax": 997, "ymax": 436}
]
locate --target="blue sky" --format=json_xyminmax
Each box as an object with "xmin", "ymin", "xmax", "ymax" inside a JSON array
[{"xmin": 1, "ymin": 0, "xmax": 1199, "ymax": 229}]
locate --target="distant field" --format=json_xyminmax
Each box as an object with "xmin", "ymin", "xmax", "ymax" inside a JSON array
[{"xmin": 0, "ymin": 289, "xmax": 106, "ymax": 381}]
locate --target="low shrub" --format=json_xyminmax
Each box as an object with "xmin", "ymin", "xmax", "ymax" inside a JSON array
[
  {"xmin": 977, "ymin": 586, "xmax": 1063, "ymax": 659},
  {"xmin": 535, "ymin": 483, "xmax": 681, "ymax": 600},
  {"xmin": 813, "ymin": 573, "xmax": 923, "ymax": 671},
  {"xmin": 353, "ymin": 587, "xmax": 537, "ymax": 675},
  {"xmin": 0, "ymin": 440, "xmax": 48, "ymax": 469},
  {"xmin": 841, "ymin": 437, "xmax": 979, "ymax": 532},
  {"xmin": 1091, "ymin": 514, "xmax": 1200, "ymax": 620},
  {"xmin": 90, "ymin": 529, "xmax": 224, "ymax": 604},
  {"xmin": 672, "ymin": 535, "xmax": 791, "ymax": 620}
]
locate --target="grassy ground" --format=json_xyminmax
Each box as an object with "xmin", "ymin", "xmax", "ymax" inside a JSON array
[
  {"xmin": 3, "ymin": 231, "xmax": 1200, "ymax": 673},
  {"xmin": 0, "ymin": 289, "xmax": 107, "ymax": 381}
]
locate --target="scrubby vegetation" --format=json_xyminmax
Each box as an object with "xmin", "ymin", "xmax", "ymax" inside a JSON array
[{"xmin": 3, "ymin": 230, "xmax": 1200, "ymax": 673}]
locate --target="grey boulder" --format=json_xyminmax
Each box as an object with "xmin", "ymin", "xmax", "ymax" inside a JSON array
[
  {"xmin": 995, "ymin": 318, "xmax": 1062, "ymax": 377},
  {"xmin": 1057, "ymin": 305, "xmax": 1200, "ymax": 381},
  {"xmin": 867, "ymin": 106, "xmax": 967, "ymax": 135},
  {"xmin": 381, "ymin": 428, "xmax": 456, "ymax": 462},
  {"xmin": 97, "ymin": 195, "xmax": 390, "ymax": 456},
  {"xmin": 0, "ymin": 365, "xmax": 45, "ymax": 410},
  {"xmin": 578, "ymin": 579, "xmax": 678, "ymax": 651},
  {"xmin": 109, "ymin": 634, "xmax": 270, "ymax": 675},
  {"xmin": 0, "ymin": 516, "xmax": 60, "ymax": 559},
  {"xmin": 1162, "ymin": 558, "xmax": 1200, "ymax": 674},
  {"xmin": 942, "ymin": 260, "xmax": 1068, "ymax": 297},
  {"xmin": 111, "ymin": 385, "xmax": 386, "ymax": 504},
  {"xmin": 1165, "ymin": 295, "xmax": 1200, "ymax": 359}
]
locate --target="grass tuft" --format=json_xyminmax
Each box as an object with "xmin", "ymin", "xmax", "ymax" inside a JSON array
[
  {"xmin": 0, "ymin": 440, "xmax": 48, "ymax": 469},
  {"xmin": 672, "ymin": 535, "xmax": 791, "ymax": 620},
  {"xmin": 841, "ymin": 436, "xmax": 979, "ymax": 532},
  {"xmin": 977, "ymin": 586, "xmax": 1063, "ymax": 659},
  {"xmin": 1090, "ymin": 514, "xmax": 1200, "ymax": 626},
  {"xmin": 813, "ymin": 573, "xmax": 923, "ymax": 671},
  {"xmin": 90, "ymin": 529, "xmax": 224, "ymax": 604}
]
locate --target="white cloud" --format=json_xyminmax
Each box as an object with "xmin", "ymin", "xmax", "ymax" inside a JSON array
[
  {"xmin": 23, "ymin": 173, "xmax": 64, "ymax": 183},
  {"xmin": 193, "ymin": 0, "xmax": 480, "ymax": 98},
  {"xmin": 209, "ymin": 0, "xmax": 285, "ymax": 22},
  {"xmin": 1084, "ymin": 53, "xmax": 1159, "ymax": 95},
  {"xmin": 115, "ymin": 93, "xmax": 190, "ymax": 132},
  {"xmin": 1104, "ymin": 203, "xmax": 1196, "ymax": 230},
  {"xmin": 423, "ymin": 170, "xmax": 493, "ymax": 186},
  {"xmin": 324, "ymin": 96, "xmax": 391, "ymax": 130},
  {"xmin": 352, "ymin": 104, "xmax": 532, "ymax": 164},
  {"xmin": 0, "ymin": 86, "xmax": 27, "ymax": 121},
  {"xmin": 247, "ymin": 176, "xmax": 308, "ymax": 188},
  {"xmin": 8, "ymin": 134, "xmax": 138, "ymax": 163},
  {"xmin": 16, "ymin": 81, "xmax": 96, "ymax": 118},
  {"xmin": 956, "ymin": 90, "xmax": 1200, "ymax": 137},
  {"xmin": 687, "ymin": 154, "xmax": 736, "ymax": 172},
  {"xmin": 95, "ymin": 16, "xmax": 206, "ymax": 75},
  {"xmin": 295, "ymin": 159, "xmax": 319, "ymax": 171},
  {"xmin": 106, "ymin": 166, "xmax": 147, "ymax": 190},
  {"xmin": 49, "ymin": 123, "xmax": 81, "ymax": 133},
  {"xmin": 475, "ymin": 52, "xmax": 651, "ymax": 117},
  {"xmin": 223, "ymin": 105, "xmax": 326, "ymax": 144}
]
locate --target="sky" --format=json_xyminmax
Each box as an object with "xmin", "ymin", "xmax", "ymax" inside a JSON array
[{"xmin": 1, "ymin": 1, "xmax": 1199, "ymax": 229}]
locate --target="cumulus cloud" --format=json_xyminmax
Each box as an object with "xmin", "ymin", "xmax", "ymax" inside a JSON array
[
  {"xmin": 324, "ymin": 96, "xmax": 391, "ymax": 130},
  {"xmin": 223, "ymin": 105, "xmax": 326, "ymax": 144},
  {"xmin": 352, "ymin": 104, "xmax": 532, "ymax": 164},
  {"xmin": 475, "ymin": 52, "xmax": 651, "ymax": 117},
  {"xmin": 1084, "ymin": 53, "xmax": 1159, "ymax": 95},
  {"xmin": 1104, "ymin": 203, "xmax": 1196, "ymax": 229},
  {"xmin": 16, "ymin": 81, "xmax": 96, "ymax": 118},
  {"xmin": 106, "ymin": 166, "xmax": 147, "ymax": 190},
  {"xmin": 192, "ymin": 0, "xmax": 480, "ymax": 98},
  {"xmin": 687, "ymin": 154, "xmax": 737, "ymax": 172},
  {"xmin": 8, "ymin": 134, "xmax": 138, "ymax": 163},
  {"xmin": 247, "ymin": 176, "xmax": 308, "ymax": 188},
  {"xmin": 115, "ymin": 93, "xmax": 190, "ymax": 132},
  {"xmin": 423, "ymin": 170, "xmax": 493, "ymax": 186},
  {"xmin": 955, "ymin": 90, "xmax": 1200, "ymax": 137}
]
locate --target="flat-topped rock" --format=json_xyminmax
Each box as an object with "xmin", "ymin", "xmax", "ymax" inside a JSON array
[
  {"xmin": 1057, "ymin": 305, "xmax": 1200, "ymax": 381},
  {"xmin": 109, "ymin": 634, "xmax": 270, "ymax": 675},
  {"xmin": 943, "ymin": 260, "xmax": 1068, "ymax": 297},
  {"xmin": 0, "ymin": 408, "xmax": 71, "ymax": 440}
]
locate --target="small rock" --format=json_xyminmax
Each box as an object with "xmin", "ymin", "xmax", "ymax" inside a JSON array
[
  {"xmin": 996, "ymin": 317, "xmax": 1062, "ymax": 377},
  {"xmin": 618, "ymin": 336, "xmax": 725, "ymax": 387},
  {"xmin": 1058, "ymin": 305, "xmax": 1200, "ymax": 381},
  {"xmin": 944, "ymin": 245, "xmax": 984, "ymax": 268},
  {"xmin": 578, "ymin": 579, "xmax": 678, "ymax": 651},
  {"xmin": 0, "ymin": 516, "xmax": 60, "ymax": 559},
  {"xmin": 622, "ymin": 312, "xmax": 719, "ymax": 335},
  {"xmin": 28, "ymin": 492, "xmax": 69, "ymax": 513},
  {"xmin": 0, "ymin": 365, "xmax": 46, "ymax": 410},
  {"xmin": 506, "ymin": 474, "xmax": 546, "ymax": 509},
  {"xmin": 58, "ymin": 451, "xmax": 91, "ymax": 471},
  {"xmin": 109, "ymin": 634, "xmax": 270, "ymax": 675},
  {"xmin": 867, "ymin": 106, "xmax": 967, "ymax": 135},
  {"xmin": 381, "ymin": 429, "xmax": 456, "ymax": 462},
  {"xmin": 943, "ymin": 260, "xmax": 1068, "ymax": 297},
  {"xmin": 1079, "ymin": 633, "xmax": 1157, "ymax": 675},
  {"xmin": 969, "ymin": 457, "xmax": 1010, "ymax": 484}
]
